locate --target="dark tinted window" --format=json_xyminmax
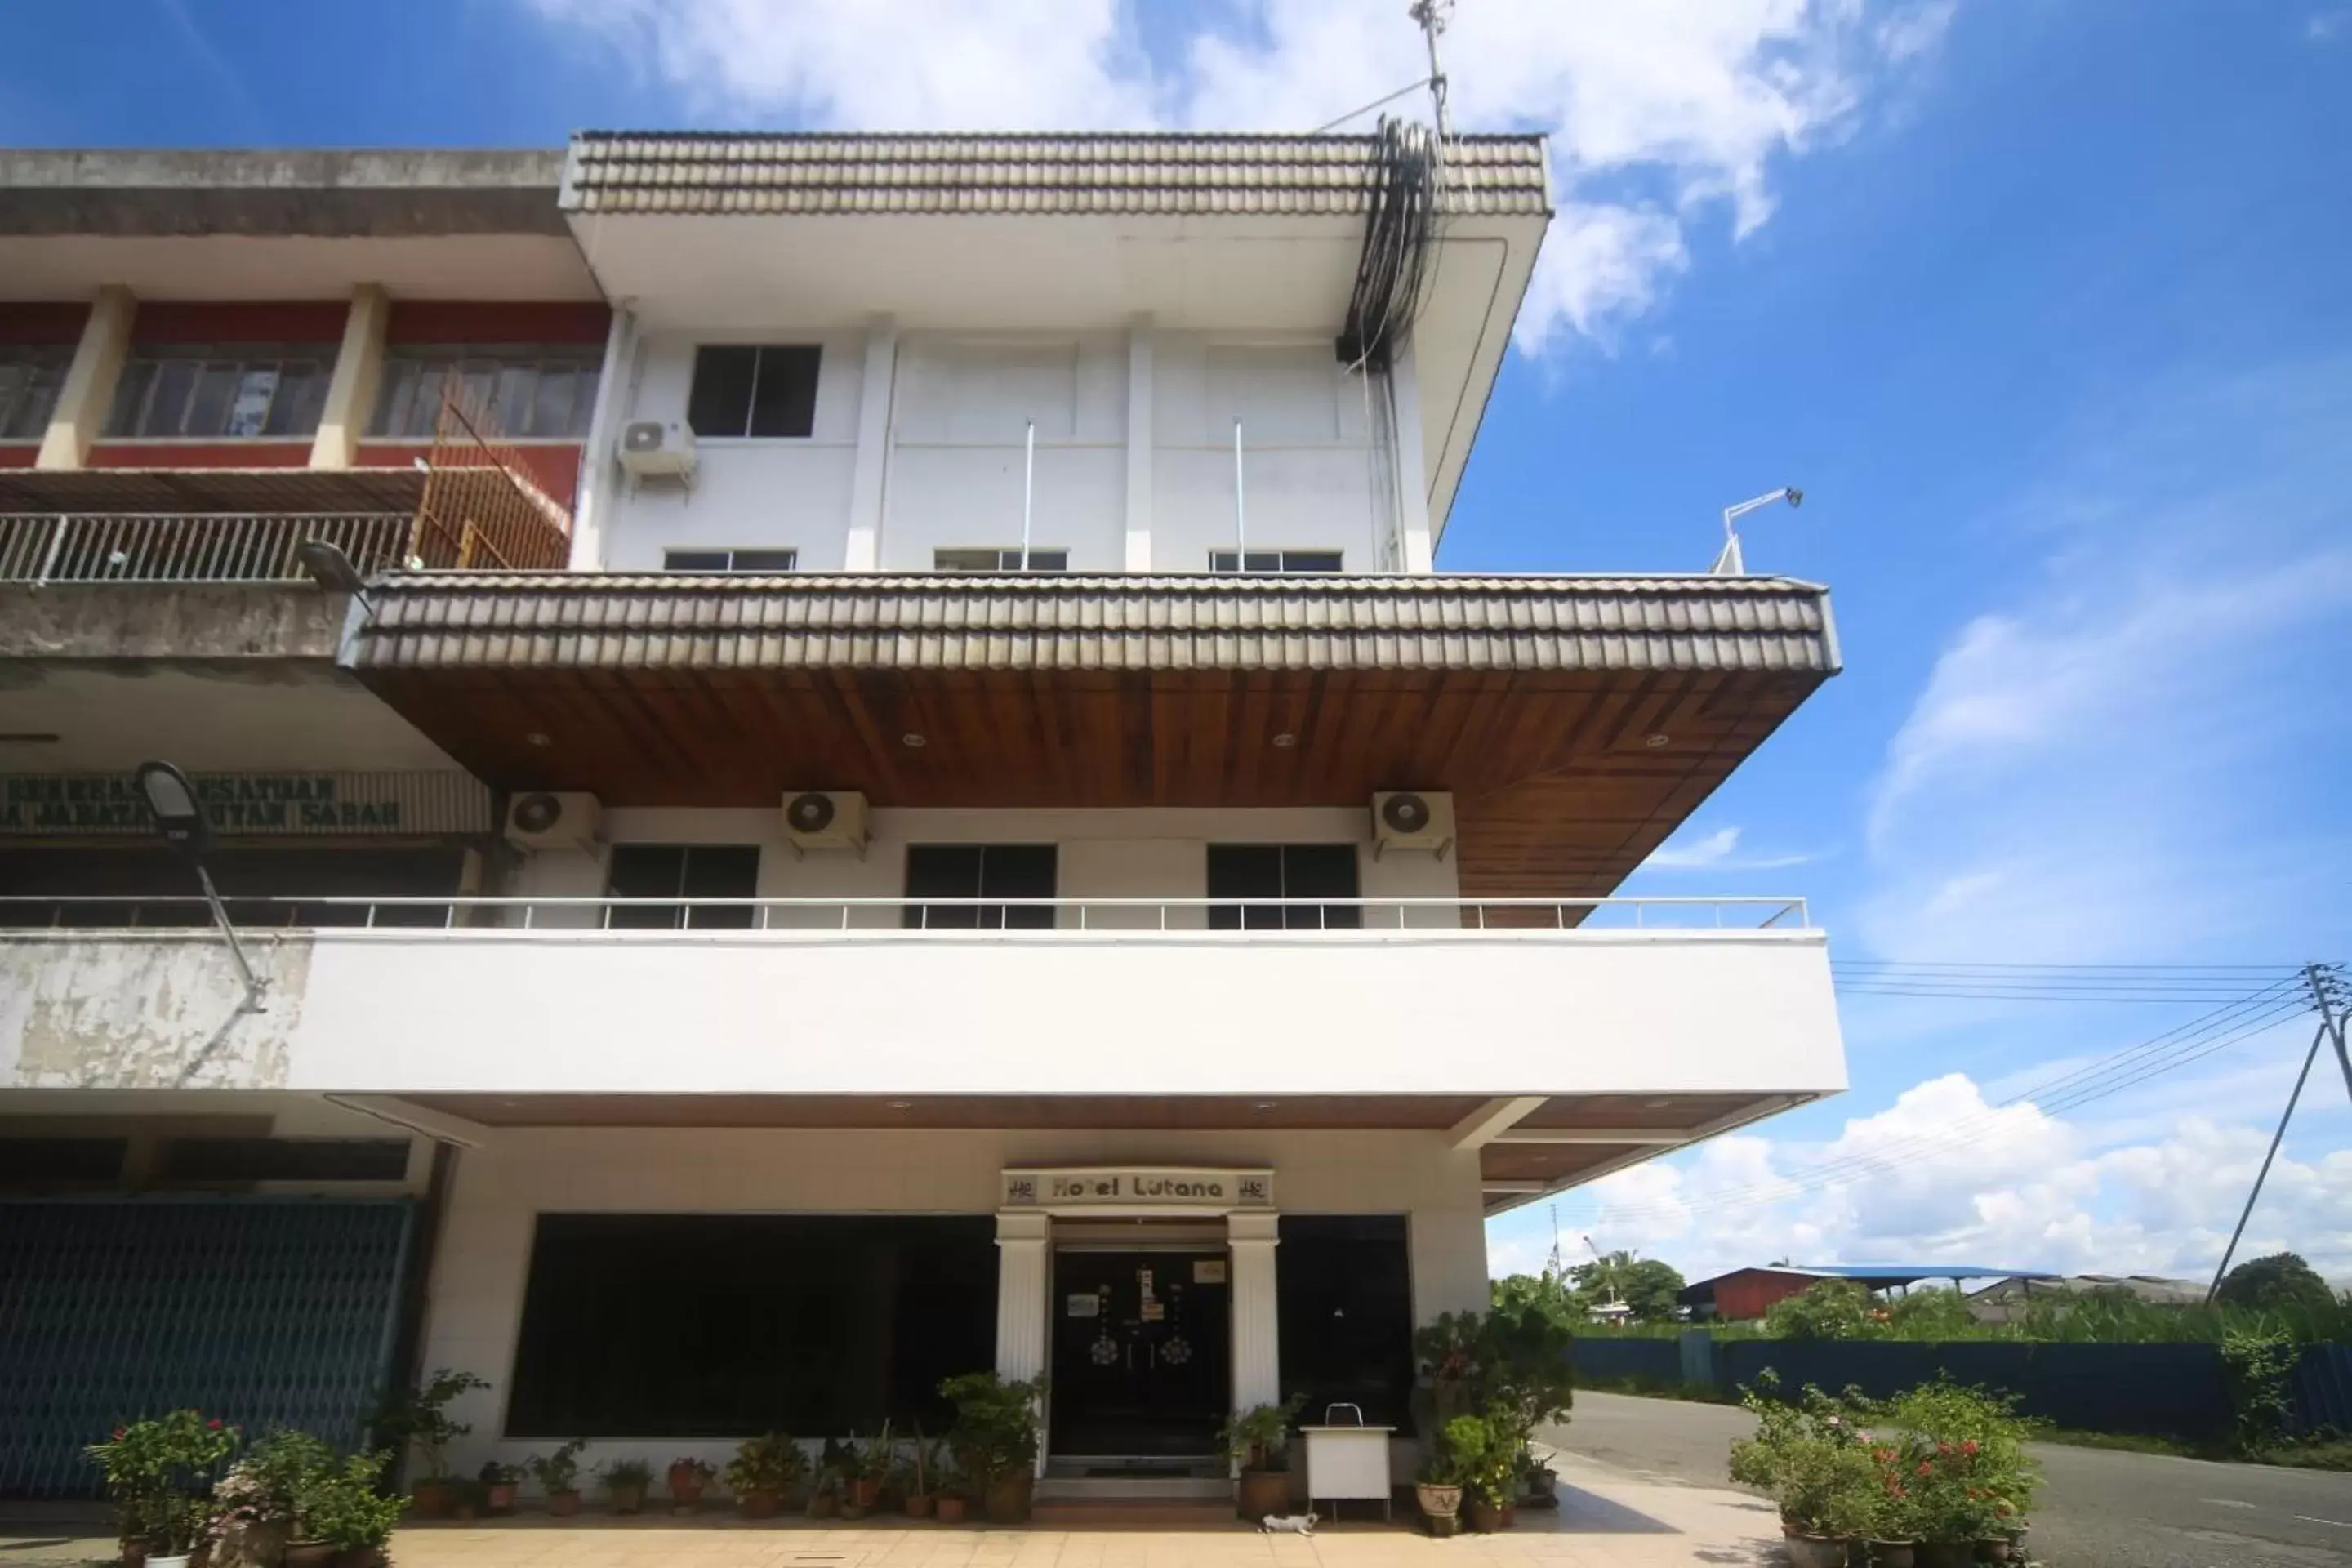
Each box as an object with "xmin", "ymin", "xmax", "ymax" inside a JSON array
[
  {"xmin": 687, "ymin": 345, "xmax": 820, "ymax": 439},
  {"xmin": 0, "ymin": 1138, "xmax": 127, "ymax": 1185},
  {"xmin": 1207, "ymin": 844, "xmax": 1361, "ymax": 929},
  {"xmin": 904, "ymin": 844, "xmax": 1057, "ymax": 929},
  {"xmin": 507, "ymin": 1214, "xmax": 997, "ymax": 1437},
  {"xmin": 0, "ymin": 846, "xmax": 462, "ymax": 929},
  {"xmin": 662, "ymin": 548, "xmax": 797, "ymax": 573},
  {"xmin": 1209, "ymin": 550, "xmax": 1344, "ymax": 572},
  {"xmin": 158, "ymin": 1138, "xmax": 410, "ymax": 1183},
  {"xmin": 1278, "ymin": 1215, "xmax": 1415, "ymax": 1431},
  {"xmin": 604, "ymin": 844, "xmax": 761, "ymax": 929},
  {"xmin": 935, "ymin": 548, "xmax": 1071, "ymax": 572}
]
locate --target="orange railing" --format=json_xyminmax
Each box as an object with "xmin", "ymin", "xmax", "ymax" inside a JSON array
[{"xmin": 408, "ymin": 387, "xmax": 574, "ymax": 572}]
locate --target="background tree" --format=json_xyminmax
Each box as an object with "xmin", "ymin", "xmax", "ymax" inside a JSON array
[
  {"xmin": 1569, "ymin": 1253, "xmax": 1686, "ymax": 1321},
  {"xmin": 2216, "ymin": 1252, "xmax": 2338, "ymax": 1313}
]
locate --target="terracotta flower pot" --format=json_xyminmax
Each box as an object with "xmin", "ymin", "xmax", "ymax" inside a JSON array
[
  {"xmin": 283, "ymin": 1544, "xmax": 336, "ymax": 1568},
  {"xmin": 1918, "ymin": 1544, "xmax": 1975, "ymax": 1568},
  {"xmin": 851, "ymin": 1477, "xmax": 882, "ymax": 1508},
  {"xmin": 609, "ymin": 1483, "xmax": 646, "ymax": 1516},
  {"xmin": 741, "ymin": 1490, "xmax": 780, "ymax": 1519},
  {"xmin": 1974, "ymin": 1539, "xmax": 2012, "ymax": 1564},
  {"xmin": 903, "ymin": 1492, "xmax": 935, "ymax": 1518},
  {"xmin": 408, "ymin": 1481, "xmax": 451, "ymax": 1520},
  {"xmin": 1465, "ymin": 1500, "xmax": 1504, "ymax": 1534},
  {"xmin": 1868, "ymin": 1542, "xmax": 1919, "ymax": 1568},
  {"xmin": 936, "ymin": 1495, "xmax": 969, "ymax": 1525},
  {"xmin": 1237, "ymin": 1468, "xmax": 1290, "ymax": 1521},
  {"xmin": 547, "ymin": 1489, "xmax": 581, "ymax": 1518},
  {"xmin": 982, "ymin": 1472, "xmax": 1033, "ymax": 1525},
  {"xmin": 1785, "ymin": 1535, "xmax": 1846, "ymax": 1568},
  {"xmin": 485, "ymin": 1482, "xmax": 518, "ymax": 1515},
  {"xmin": 667, "ymin": 1468, "xmax": 708, "ymax": 1511}
]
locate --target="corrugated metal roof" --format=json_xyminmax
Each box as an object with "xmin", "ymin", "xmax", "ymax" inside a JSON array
[
  {"xmin": 562, "ymin": 132, "xmax": 1552, "ymax": 219},
  {"xmin": 349, "ymin": 572, "xmax": 1838, "ymax": 676}
]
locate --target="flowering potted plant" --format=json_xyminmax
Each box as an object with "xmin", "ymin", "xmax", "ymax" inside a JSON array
[
  {"xmin": 723, "ymin": 1432, "xmax": 804, "ymax": 1518},
  {"xmin": 210, "ymin": 1430, "xmax": 334, "ymax": 1568},
  {"xmin": 87, "ymin": 1410, "xmax": 240, "ymax": 1568},
  {"xmin": 298, "ymin": 1450, "xmax": 408, "ymax": 1568},
  {"xmin": 666, "ymin": 1456, "xmax": 715, "ymax": 1512},
  {"xmin": 1883, "ymin": 1381, "xmax": 2039, "ymax": 1568},
  {"xmin": 524, "ymin": 1440, "xmax": 586, "ymax": 1517},
  {"xmin": 600, "ymin": 1458, "xmax": 653, "ymax": 1515},
  {"xmin": 367, "ymin": 1369, "xmax": 488, "ymax": 1518}
]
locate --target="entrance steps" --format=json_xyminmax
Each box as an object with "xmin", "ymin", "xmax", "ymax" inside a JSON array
[{"xmin": 1033, "ymin": 1465, "xmax": 1238, "ymax": 1527}]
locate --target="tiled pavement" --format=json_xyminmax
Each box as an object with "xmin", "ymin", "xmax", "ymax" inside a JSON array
[{"xmin": 0, "ymin": 1452, "xmax": 1783, "ymax": 1568}]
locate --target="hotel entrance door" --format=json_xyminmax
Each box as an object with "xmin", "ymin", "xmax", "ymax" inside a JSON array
[{"xmin": 1049, "ymin": 1250, "xmax": 1230, "ymax": 1458}]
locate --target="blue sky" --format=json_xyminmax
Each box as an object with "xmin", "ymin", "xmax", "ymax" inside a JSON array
[{"xmin": 9, "ymin": 1, "xmax": 2348, "ymax": 1282}]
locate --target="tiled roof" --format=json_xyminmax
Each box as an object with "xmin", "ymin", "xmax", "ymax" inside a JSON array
[
  {"xmin": 561, "ymin": 132, "xmax": 1552, "ymax": 218},
  {"xmin": 348, "ymin": 572, "xmax": 1838, "ymax": 675}
]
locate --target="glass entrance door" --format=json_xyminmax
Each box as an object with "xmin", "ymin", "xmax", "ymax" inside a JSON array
[{"xmin": 1049, "ymin": 1250, "xmax": 1230, "ymax": 1457}]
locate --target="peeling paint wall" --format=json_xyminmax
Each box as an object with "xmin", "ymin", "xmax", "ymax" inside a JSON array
[{"xmin": 0, "ymin": 933, "xmax": 310, "ymax": 1089}]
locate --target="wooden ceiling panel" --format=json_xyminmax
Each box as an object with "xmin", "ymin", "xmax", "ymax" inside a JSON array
[
  {"xmin": 1517, "ymin": 1094, "xmax": 1762, "ymax": 1130},
  {"xmin": 400, "ymin": 1093, "xmax": 1491, "ymax": 1130}
]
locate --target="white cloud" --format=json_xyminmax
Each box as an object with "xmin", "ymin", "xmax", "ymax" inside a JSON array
[
  {"xmin": 2308, "ymin": 10, "xmax": 2350, "ymax": 43},
  {"xmin": 522, "ymin": 0, "xmax": 1954, "ymax": 349},
  {"xmin": 1641, "ymin": 823, "xmax": 1814, "ymax": 872}
]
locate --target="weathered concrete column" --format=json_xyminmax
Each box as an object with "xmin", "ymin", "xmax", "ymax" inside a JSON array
[
  {"xmin": 568, "ymin": 304, "xmax": 636, "ymax": 569},
  {"xmin": 35, "ymin": 286, "xmax": 134, "ymax": 470},
  {"xmin": 1228, "ymin": 1210, "xmax": 1281, "ymax": 1416},
  {"xmin": 309, "ymin": 284, "xmax": 391, "ymax": 470},
  {"xmin": 844, "ymin": 315, "xmax": 898, "ymax": 570},
  {"xmin": 1124, "ymin": 318, "xmax": 1154, "ymax": 570},
  {"xmin": 1386, "ymin": 338, "xmax": 1433, "ymax": 574}
]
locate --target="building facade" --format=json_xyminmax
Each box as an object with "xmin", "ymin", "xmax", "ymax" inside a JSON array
[{"xmin": 0, "ymin": 135, "xmax": 1846, "ymax": 1503}]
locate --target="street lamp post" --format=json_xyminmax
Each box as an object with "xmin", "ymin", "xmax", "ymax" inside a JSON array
[{"xmin": 135, "ymin": 760, "xmax": 265, "ymax": 1011}]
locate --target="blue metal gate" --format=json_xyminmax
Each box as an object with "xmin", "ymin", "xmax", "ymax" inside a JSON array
[{"xmin": 0, "ymin": 1198, "xmax": 417, "ymax": 1497}]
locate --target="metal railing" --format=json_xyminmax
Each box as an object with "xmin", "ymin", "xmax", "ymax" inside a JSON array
[
  {"xmin": 0, "ymin": 513, "xmax": 415, "ymax": 585},
  {"xmin": 0, "ymin": 893, "xmax": 1811, "ymax": 933}
]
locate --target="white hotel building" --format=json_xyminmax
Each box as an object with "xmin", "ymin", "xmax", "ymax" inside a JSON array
[{"xmin": 0, "ymin": 135, "xmax": 1845, "ymax": 1508}]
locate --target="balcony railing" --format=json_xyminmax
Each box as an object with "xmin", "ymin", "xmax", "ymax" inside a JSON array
[
  {"xmin": 0, "ymin": 512, "xmax": 416, "ymax": 585},
  {"xmin": 0, "ymin": 893, "xmax": 1812, "ymax": 933}
]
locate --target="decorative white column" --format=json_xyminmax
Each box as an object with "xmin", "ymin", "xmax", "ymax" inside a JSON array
[
  {"xmin": 36, "ymin": 285, "xmax": 134, "ymax": 470},
  {"xmin": 309, "ymin": 283, "xmax": 390, "ymax": 470},
  {"xmin": 1123, "ymin": 319, "xmax": 1154, "ymax": 570},
  {"xmin": 995, "ymin": 1210, "xmax": 1050, "ymax": 1383},
  {"xmin": 1228, "ymin": 1211, "xmax": 1281, "ymax": 1416},
  {"xmin": 844, "ymin": 314, "xmax": 898, "ymax": 571}
]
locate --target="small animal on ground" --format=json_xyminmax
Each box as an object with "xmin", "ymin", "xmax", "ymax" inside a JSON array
[{"xmin": 1258, "ymin": 1512, "xmax": 1318, "ymax": 1535}]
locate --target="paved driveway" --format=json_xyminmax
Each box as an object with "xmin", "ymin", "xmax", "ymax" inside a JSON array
[{"xmin": 1547, "ymin": 1389, "xmax": 2352, "ymax": 1568}]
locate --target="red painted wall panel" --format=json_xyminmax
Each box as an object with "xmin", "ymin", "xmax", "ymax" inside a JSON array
[
  {"xmin": 354, "ymin": 442, "xmax": 583, "ymax": 509},
  {"xmin": 385, "ymin": 301, "xmax": 611, "ymax": 346},
  {"xmin": 0, "ymin": 301, "xmax": 91, "ymax": 345},
  {"xmin": 87, "ymin": 442, "xmax": 312, "ymax": 470},
  {"xmin": 0, "ymin": 445, "xmax": 38, "ymax": 468},
  {"xmin": 1713, "ymin": 1270, "xmax": 1822, "ymax": 1321},
  {"xmin": 130, "ymin": 301, "xmax": 350, "ymax": 346}
]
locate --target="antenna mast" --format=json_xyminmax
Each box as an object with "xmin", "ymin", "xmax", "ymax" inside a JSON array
[{"xmin": 1409, "ymin": 0, "xmax": 1453, "ymax": 143}]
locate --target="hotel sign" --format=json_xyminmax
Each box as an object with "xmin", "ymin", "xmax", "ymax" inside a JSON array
[
  {"xmin": 1002, "ymin": 1167, "xmax": 1275, "ymax": 1212},
  {"xmin": 0, "ymin": 773, "xmax": 492, "ymax": 837}
]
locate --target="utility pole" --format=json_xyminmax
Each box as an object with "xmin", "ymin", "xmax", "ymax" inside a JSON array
[{"xmin": 2205, "ymin": 962, "xmax": 2349, "ymax": 1303}]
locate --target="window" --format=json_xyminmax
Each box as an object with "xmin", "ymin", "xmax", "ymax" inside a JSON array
[
  {"xmin": 1207, "ymin": 844, "xmax": 1361, "ymax": 929},
  {"xmin": 661, "ymin": 547, "xmax": 799, "ymax": 573},
  {"xmin": 688, "ymin": 345, "xmax": 822, "ymax": 439},
  {"xmin": 903, "ymin": 844, "xmax": 1057, "ymax": 929},
  {"xmin": 0, "ymin": 846, "xmax": 463, "ymax": 930},
  {"xmin": 104, "ymin": 347, "xmax": 334, "ymax": 439},
  {"xmin": 371, "ymin": 348, "xmax": 602, "ymax": 440},
  {"xmin": 506, "ymin": 1214, "xmax": 997, "ymax": 1437},
  {"xmin": 1277, "ymin": 1216, "xmax": 1415, "ymax": 1431},
  {"xmin": 0, "ymin": 1137, "xmax": 127, "ymax": 1187},
  {"xmin": 934, "ymin": 548, "xmax": 1070, "ymax": 572},
  {"xmin": 0, "ymin": 349, "xmax": 69, "ymax": 440},
  {"xmin": 1210, "ymin": 550, "xmax": 1344, "ymax": 573},
  {"xmin": 157, "ymin": 1138, "xmax": 411, "ymax": 1183},
  {"xmin": 604, "ymin": 844, "xmax": 761, "ymax": 929}
]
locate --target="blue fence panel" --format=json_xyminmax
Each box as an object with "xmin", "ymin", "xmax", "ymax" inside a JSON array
[
  {"xmin": 1570, "ymin": 1337, "xmax": 1682, "ymax": 1386},
  {"xmin": 0, "ymin": 1198, "xmax": 417, "ymax": 1498},
  {"xmin": 2288, "ymin": 1343, "xmax": 2352, "ymax": 1437}
]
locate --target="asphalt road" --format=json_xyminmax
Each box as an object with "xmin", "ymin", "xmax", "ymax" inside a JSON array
[{"xmin": 1544, "ymin": 1390, "xmax": 2352, "ymax": 1568}]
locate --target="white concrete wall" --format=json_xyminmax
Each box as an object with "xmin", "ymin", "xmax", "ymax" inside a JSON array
[
  {"xmin": 419, "ymin": 1124, "xmax": 1490, "ymax": 1469},
  {"xmin": 592, "ymin": 325, "xmax": 1394, "ymax": 575}
]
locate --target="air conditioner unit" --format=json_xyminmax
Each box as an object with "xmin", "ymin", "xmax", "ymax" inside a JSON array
[
  {"xmin": 782, "ymin": 789, "xmax": 868, "ymax": 856},
  {"xmin": 504, "ymin": 791, "xmax": 604, "ymax": 852},
  {"xmin": 1370, "ymin": 790, "xmax": 1455, "ymax": 859},
  {"xmin": 618, "ymin": 420, "xmax": 697, "ymax": 480}
]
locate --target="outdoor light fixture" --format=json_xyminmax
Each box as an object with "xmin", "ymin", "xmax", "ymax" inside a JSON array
[
  {"xmin": 1711, "ymin": 485, "xmax": 1804, "ymax": 576},
  {"xmin": 1270, "ymin": 733, "xmax": 1298, "ymax": 749},
  {"xmin": 296, "ymin": 540, "xmax": 377, "ymax": 619},
  {"xmin": 135, "ymin": 759, "xmax": 265, "ymax": 1015},
  {"xmin": 902, "ymin": 733, "xmax": 927, "ymax": 748}
]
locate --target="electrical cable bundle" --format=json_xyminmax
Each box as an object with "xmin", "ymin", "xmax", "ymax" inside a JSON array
[{"xmin": 1336, "ymin": 117, "xmax": 1441, "ymax": 372}]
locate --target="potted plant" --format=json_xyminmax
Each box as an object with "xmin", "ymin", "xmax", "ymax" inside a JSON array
[
  {"xmin": 1413, "ymin": 1441, "xmax": 1463, "ymax": 1533},
  {"xmin": 210, "ymin": 1429, "xmax": 333, "ymax": 1568},
  {"xmin": 368, "ymin": 1369, "xmax": 488, "ymax": 1519},
  {"xmin": 666, "ymin": 1456, "xmax": 715, "ymax": 1512},
  {"xmin": 299, "ymin": 1451, "xmax": 408, "ymax": 1568},
  {"xmin": 902, "ymin": 1431, "xmax": 942, "ymax": 1518},
  {"xmin": 477, "ymin": 1460, "xmax": 520, "ymax": 1516},
  {"xmin": 849, "ymin": 1423, "xmax": 894, "ymax": 1511},
  {"xmin": 600, "ymin": 1458, "xmax": 652, "ymax": 1515},
  {"xmin": 1516, "ymin": 1446, "xmax": 1557, "ymax": 1509},
  {"xmin": 524, "ymin": 1440, "xmax": 586, "ymax": 1517},
  {"xmin": 723, "ymin": 1432, "xmax": 803, "ymax": 1518},
  {"xmin": 933, "ymin": 1454, "xmax": 969, "ymax": 1524},
  {"xmin": 1438, "ymin": 1414, "xmax": 1518, "ymax": 1533},
  {"xmin": 1882, "ymin": 1381, "xmax": 2039, "ymax": 1568},
  {"xmin": 1218, "ymin": 1396, "xmax": 1303, "ymax": 1521},
  {"xmin": 940, "ymin": 1371, "xmax": 1047, "ymax": 1525},
  {"xmin": 88, "ymin": 1410, "xmax": 242, "ymax": 1568}
]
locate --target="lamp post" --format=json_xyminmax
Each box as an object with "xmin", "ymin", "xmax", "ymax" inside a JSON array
[
  {"xmin": 1711, "ymin": 486, "xmax": 1804, "ymax": 575},
  {"xmin": 135, "ymin": 760, "xmax": 265, "ymax": 1011}
]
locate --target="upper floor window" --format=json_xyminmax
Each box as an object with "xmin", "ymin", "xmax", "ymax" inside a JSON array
[
  {"xmin": 688, "ymin": 345, "xmax": 821, "ymax": 439},
  {"xmin": 904, "ymin": 844, "xmax": 1057, "ymax": 929},
  {"xmin": 105, "ymin": 346, "xmax": 334, "ymax": 439},
  {"xmin": 372, "ymin": 348, "xmax": 602, "ymax": 440},
  {"xmin": 1210, "ymin": 550, "xmax": 1344, "ymax": 573},
  {"xmin": 935, "ymin": 548, "xmax": 1070, "ymax": 572},
  {"xmin": 0, "ymin": 348, "xmax": 69, "ymax": 440},
  {"xmin": 604, "ymin": 844, "xmax": 760, "ymax": 930},
  {"xmin": 1207, "ymin": 844, "xmax": 1361, "ymax": 930},
  {"xmin": 662, "ymin": 547, "xmax": 798, "ymax": 573}
]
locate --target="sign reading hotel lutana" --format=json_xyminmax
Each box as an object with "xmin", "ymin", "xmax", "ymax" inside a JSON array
[
  {"xmin": 1002, "ymin": 1167, "xmax": 1275, "ymax": 1211},
  {"xmin": 0, "ymin": 773, "xmax": 492, "ymax": 837}
]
